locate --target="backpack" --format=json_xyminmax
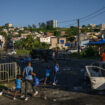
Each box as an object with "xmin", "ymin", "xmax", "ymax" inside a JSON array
[{"xmin": 33, "ymin": 76, "xmax": 39, "ymax": 86}]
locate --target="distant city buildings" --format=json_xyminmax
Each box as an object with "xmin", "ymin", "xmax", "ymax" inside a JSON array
[
  {"xmin": 100, "ymin": 24, "xmax": 105, "ymax": 30},
  {"xmin": 88, "ymin": 24, "xmax": 96, "ymax": 28},
  {"xmin": 5, "ymin": 23, "xmax": 13, "ymax": 28},
  {"xmin": 47, "ymin": 20, "xmax": 57, "ymax": 28}
]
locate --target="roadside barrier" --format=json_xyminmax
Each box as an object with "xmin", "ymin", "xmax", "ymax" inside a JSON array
[{"xmin": 0, "ymin": 62, "xmax": 21, "ymax": 82}]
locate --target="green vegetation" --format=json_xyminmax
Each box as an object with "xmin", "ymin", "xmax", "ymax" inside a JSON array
[
  {"xmin": 15, "ymin": 35, "xmax": 50, "ymax": 50},
  {"xmin": 83, "ymin": 46, "xmax": 96, "ymax": 57},
  {"xmin": 0, "ymin": 32, "xmax": 8, "ymax": 39},
  {"xmin": 69, "ymin": 46, "xmax": 100, "ymax": 60},
  {"xmin": 16, "ymin": 49, "xmax": 30, "ymax": 55}
]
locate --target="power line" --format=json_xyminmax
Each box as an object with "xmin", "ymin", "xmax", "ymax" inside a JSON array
[
  {"xmin": 80, "ymin": 6, "xmax": 105, "ymax": 20},
  {"xmin": 80, "ymin": 10, "xmax": 105, "ymax": 23},
  {"xmin": 61, "ymin": 22, "xmax": 77, "ymax": 27},
  {"xmin": 58, "ymin": 19, "xmax": 76, "ymax": 24},
  {"xmin": 58, "ymin": 6, "xmax": 105, "ymax": 24}
]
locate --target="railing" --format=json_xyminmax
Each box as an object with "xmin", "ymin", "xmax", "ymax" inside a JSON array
[{"xmin": 0, "ymin": 62, "xmax": 21, "ymax": 82}]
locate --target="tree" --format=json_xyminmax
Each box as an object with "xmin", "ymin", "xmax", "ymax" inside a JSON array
[
  {"xmin": 28, "ymin": 25, "xmax": 32, "ymax": 29},
  {"xmin": 54, "ymin": 31, "xmax": 60, "ymax": 37},
  {"xmin": 39, "ymin": 22, "xmax": 46, "ymax": 29},
  {"xmin": 82, "ymin": 25, "xmax": 86, "ymax": 28},
  {"xmin": 15, "ymin": 38, "xmax": 25, "ymax": 49},
  {"xmin": 46, "ymin": 25, "xmax": 53, "ymax": 30},
  {"xmin": 0, "ymin": 32, "xmax": 8, "ymax": 39},
  {"xmin": 32, "ymin": 24, "xmax": 36, "ymax": 29},
  {"xmin": 68, "ymin": 36, "xmax": 76, "ymax": 42},
  {"xmin": 66, "ymin": 26, "xmax": 78, "ymax": 36},
  {"xmin": 32, "ymin": 24, "xmax": 36, "ymax": 32},
  {"xmin": 24, "ymin": 35, "xmax": 34, "ymax": 50}
]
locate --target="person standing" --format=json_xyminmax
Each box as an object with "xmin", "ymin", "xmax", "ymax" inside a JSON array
[
  {"xmin": 13, "ymin": 75, "xmax": 23, "ymax": 100},
  {"xmin": 53, "ymin": 61, "xmax": 59, "ymax": 86},
  {"xmin": 44, "ymin": 66, "xmax": 51, "ymax": 85},
  {"xmin": 101, "ymin": 50, "xmax": 105, "ymax": 61},
  {"xmin": 23, "ymin": 62, "xmax": 38, "ymax": 101},
  {"xmin": 55, "ymin": 48, "xmax": 58, "ymax": 58}
]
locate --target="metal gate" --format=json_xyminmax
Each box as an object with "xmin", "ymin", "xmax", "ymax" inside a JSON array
[{"xmin": 0, "ymin": 62, "xmax": 21, "ymax": 82}]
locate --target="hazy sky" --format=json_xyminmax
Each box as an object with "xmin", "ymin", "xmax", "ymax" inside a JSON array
[{"xmin": 0, "ymin": 0, "xmax": 105, "ymax": 27}]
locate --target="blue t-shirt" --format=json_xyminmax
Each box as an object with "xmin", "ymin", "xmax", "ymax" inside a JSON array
[
  {"xmin": 45, "ymin": 69, "xmax": 51, "ymax": 77},
  {"xmin": 24, "ymin": 66, "xmax": 33, "ymax": 80},
  {"xmin": 15, "ymin": 79, "xmax": 22, "ymax": 89},
  {"xmin": 54, "ymin": 65, "xmax": 59, "ymax": 72}
]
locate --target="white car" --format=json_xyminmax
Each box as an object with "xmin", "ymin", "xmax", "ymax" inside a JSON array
[
  {"xmin": 85, "ymin": 61, "xmax": 105, "ymax": 90},
  {"xmin": 8, "ymin": 50, "xmax": 16, "ymax": 55},
  {"xmin": 66, "ymin": 49, "xmax": 78, "ymax": 53}
]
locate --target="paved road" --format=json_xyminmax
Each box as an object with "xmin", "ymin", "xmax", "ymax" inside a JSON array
[{"xmin": 1, "ymin": 56, "xmax": 105, "ymax": 105}]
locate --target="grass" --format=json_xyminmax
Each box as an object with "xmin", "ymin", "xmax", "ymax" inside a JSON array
[{"xmin": 16, "ymin": 49, "xmax": 30, "ymax": 55}]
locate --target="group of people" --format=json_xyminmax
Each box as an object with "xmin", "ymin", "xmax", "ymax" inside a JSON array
[
  {"xmin": 13, "ymin": 60, "xmax": 59, "ymax": 101},
  {"xmin": 44, "ymin": 61, "xmax": 59, "ymax": 85}
]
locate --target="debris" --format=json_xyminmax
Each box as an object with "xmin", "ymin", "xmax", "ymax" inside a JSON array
[
  {"xmin": 53, "ymin": 99, "xmax": 56, "ymax": 102},
  {"xmin": 43, "ymin": 95, "xmax": 47, "ymax": 100},
  {"xmin": 0, "ymin": 92, "xmax": 3, "ymax": 96}
]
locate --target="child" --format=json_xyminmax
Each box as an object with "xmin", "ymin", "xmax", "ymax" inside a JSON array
[
  {"xmin": 44, "ymin": 66, "xmax": 51, "ymax": 85},
  {"xmin": 53, "ymin": 61, "xmax": 59, "ymax": 86},
  {"xmin": 33, "ymin": 76, "xmax": 39, "ymax": 87},
  {"xmin": 32, "ymin": 76, "xmax": 39, "ymax": 96},
  {"xmin": 13, "ymin": 75, "xmax": 23, "ymax": 100}
]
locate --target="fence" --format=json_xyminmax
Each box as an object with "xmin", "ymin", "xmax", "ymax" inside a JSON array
[{"xmin": 0, "ymin": 62, "xmax": 21, "ymax": 82}]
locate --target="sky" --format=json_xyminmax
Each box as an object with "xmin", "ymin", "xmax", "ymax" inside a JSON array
[{"xmin": 0, "ymin": 0, "xmax": 105, "ymax": 27}]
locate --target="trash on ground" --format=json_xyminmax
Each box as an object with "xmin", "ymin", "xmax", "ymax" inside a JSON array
[
  {"xmin": 53, "ymin": 99, "xmax": 57, "ymax": 102},
  {"xmin": 0, "ymin": 92, "xmax": 3, "ymax": 96}
]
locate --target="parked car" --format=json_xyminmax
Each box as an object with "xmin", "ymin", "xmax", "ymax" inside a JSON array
[
  {"xmin": 66, "ymin": 49, "xmax": 77, "ymax": 53},
  {"xmin": 8, "ymin": 49, "xmax": 16, "ymax": 55},
  {"xmin": 30, "ymin": 49, "xmax": 53, "ymax": 61},
  {"xmin": 85, "ymin": 61, "xmax": 105, "ymax": 90}
]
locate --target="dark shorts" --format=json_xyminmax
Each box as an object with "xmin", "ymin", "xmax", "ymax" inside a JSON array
[
  {"xmin": 45, "ymin": 73, "xmax": 50, "ymax": 78},
  {"xmin": 15, "ymin": 88, "xmax": 21, "ymax": 92}
]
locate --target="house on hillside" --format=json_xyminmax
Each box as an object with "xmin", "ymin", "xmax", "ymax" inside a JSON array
[
  {"xmin": 0, "ymin": 35, "xmax": 5, "ymax": 49},
  {"xmin": 40, "ymin": 36, "xmax": 55, "ymax": 44},
  {"xmin": 50, "ymin": 37, "xmax": 67, "ymax": 49}
]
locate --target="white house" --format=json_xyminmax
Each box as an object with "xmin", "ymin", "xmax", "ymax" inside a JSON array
[
  {"xmin": 0, "ymin": 35, "xmax": 5, "ymax": 49},
  {"xmin": 80, "ymin": 40, "xmax": 89, "ymax": 48},
  {"xmin": 40, "ymin": 36, "xmax": 55, "ymax": 44}
]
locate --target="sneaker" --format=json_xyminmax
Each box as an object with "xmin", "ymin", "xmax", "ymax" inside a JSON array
[
  {"xmin": 24, "ymin": 97, "xmax": 29, "ymax": 101},
  {"xmin": 20, "ymin": 95, "xmax": 24, "ymax": 98},
  {"xmin": 53, "ymin": 83, "xmax": 56, "ymax": 86},
  {"xmin": 13, "ymin": 97, "xmax": 16, "ymax": 100},
  {"xmin": 33, "ymin": 91, "xmax": 38, "ymax": 96}
]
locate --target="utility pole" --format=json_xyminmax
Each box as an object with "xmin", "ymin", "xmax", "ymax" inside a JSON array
[{"xmin": 77, "ymin": 19, "xmax": 80, "ymax": 53}]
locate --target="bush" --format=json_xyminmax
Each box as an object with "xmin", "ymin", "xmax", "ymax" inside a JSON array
[
  {"xmin": 84, "ymin": 47, "xmax": 95, "ymax": 57},
  {"xmin": 16, "ymin": 50, "xmax": 30, "ymax": 55}
]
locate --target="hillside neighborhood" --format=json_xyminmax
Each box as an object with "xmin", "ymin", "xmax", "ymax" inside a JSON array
[{"xmin": 0, "ymin": 22, "xmax": 105, "ymax": 53}]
